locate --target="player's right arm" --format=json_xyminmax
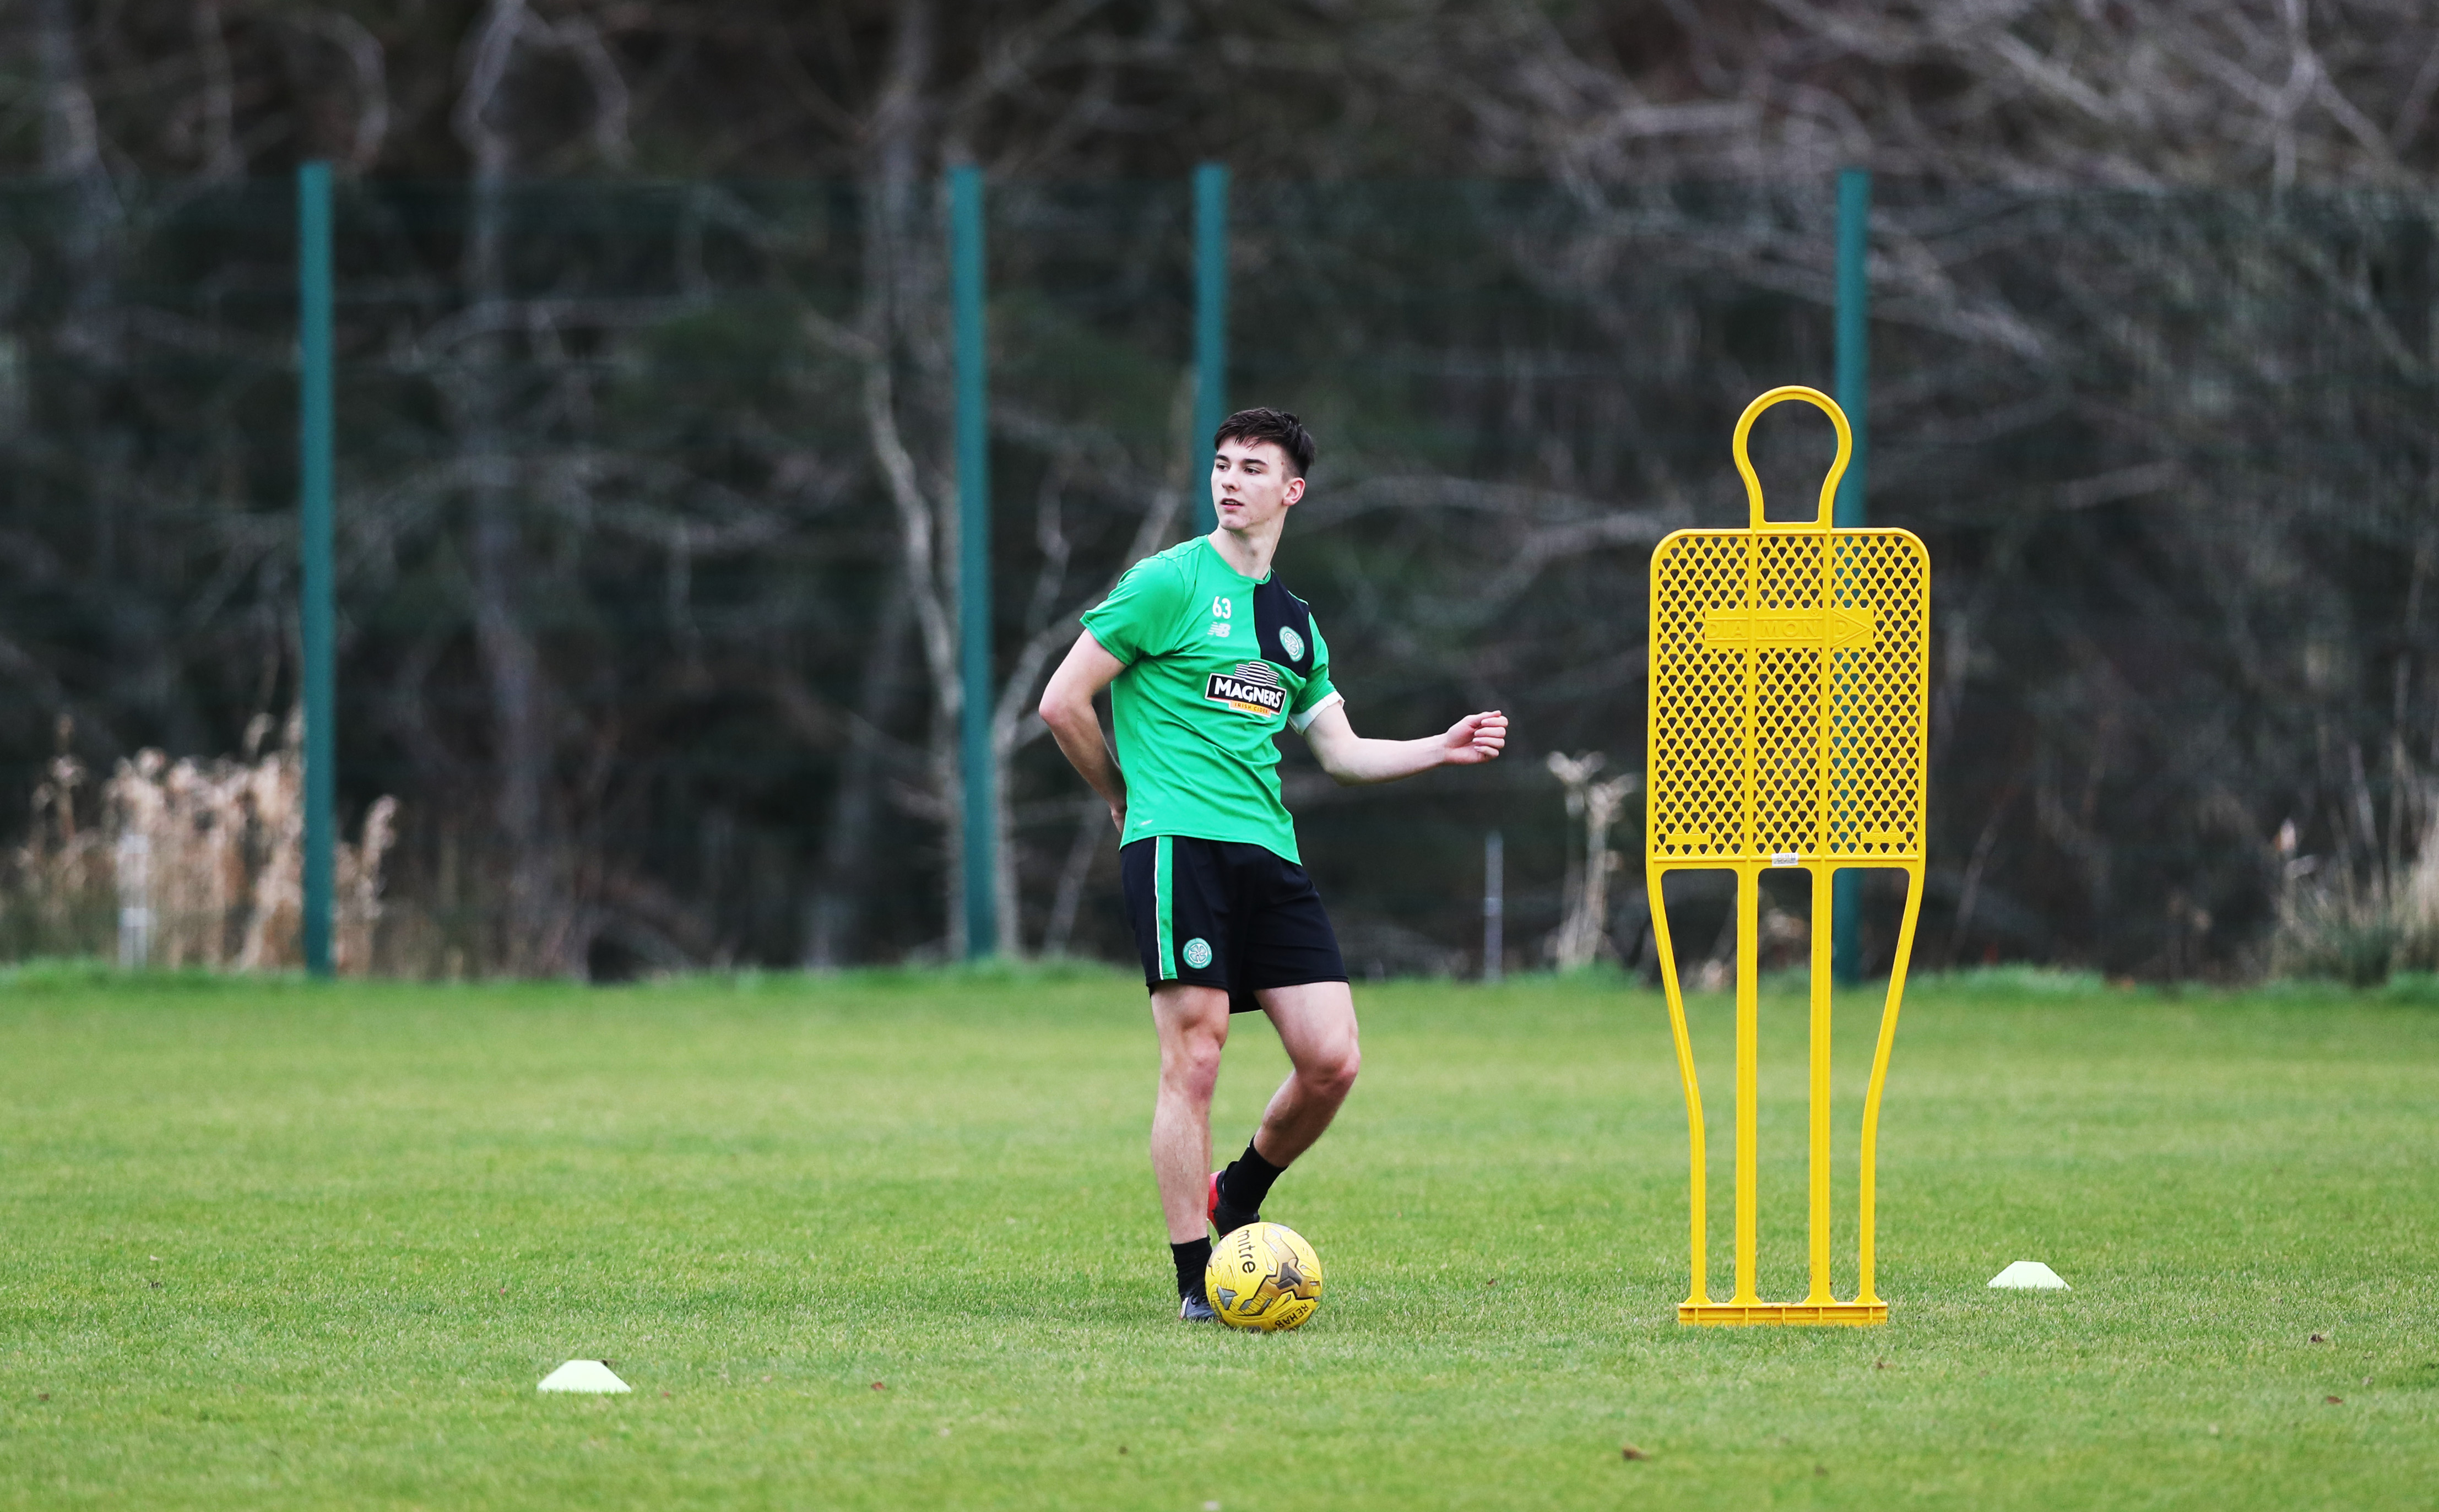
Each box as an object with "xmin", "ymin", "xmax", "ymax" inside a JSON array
[
  {"xmin": 1038, "ymin": 630, "xmax": 1130, "ymax": 832},
  {"xmin": 1050, "ymin": 553, "xmax": 1189, "ymax": 833}
]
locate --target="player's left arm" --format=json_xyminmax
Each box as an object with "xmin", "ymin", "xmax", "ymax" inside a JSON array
[{"xmin": 1299, "ymin": 702, "xmax": 1506, "ymax": 786}]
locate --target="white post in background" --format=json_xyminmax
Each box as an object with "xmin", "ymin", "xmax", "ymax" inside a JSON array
[
  {"xmin": 115, "ymin": 831, "xmax": 152, "ymax": 969},
  {"xmin": 1483, "ymin": 829, "xmax": 1504, "ymax": 983}
]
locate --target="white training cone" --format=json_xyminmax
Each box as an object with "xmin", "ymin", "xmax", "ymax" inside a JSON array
[
  {"xmin": 538, "ymin": 1359, "xmax": 631, "ymax": 1394},
  {"xmin": 1987, "ymin": 1260, "xmax": 2070, "ymax": 1290}
]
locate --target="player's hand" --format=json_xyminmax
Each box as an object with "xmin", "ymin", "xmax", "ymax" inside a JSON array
[
  {"xmin": 1440, "ymin": 711, "xmax": 1507, "ymax": 766},
  {"xmin": 1108, "ymin": 802, "xmax": 1128, "ymax": 834}
]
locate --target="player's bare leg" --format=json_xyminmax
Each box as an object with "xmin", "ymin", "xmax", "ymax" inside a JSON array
[
  {"xmin": 1151, "ymin": 983, "xmax": 1232, "ymax": 1318},
  {"xmin": 1210, "ymin": 980, "xmax": 1361, "ymax": 1234},
  {"xmin": 1251, "ymin": 980, "xmax": 1361, "ymax": 1163},
  {"xmin": 1150, "ymin": 983, "xmax": 1233, "ymax": 1239}
]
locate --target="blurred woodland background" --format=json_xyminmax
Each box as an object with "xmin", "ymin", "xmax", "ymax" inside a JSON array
[{"xmin": 5, "ymin": 1, "xmax": 2439, "ymax": 982}]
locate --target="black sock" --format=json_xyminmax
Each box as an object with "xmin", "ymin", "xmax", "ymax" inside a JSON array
[
  {"xmin": 1171, "ymin": 1237, "xmax": 1212, "ymax": 1300},
  {"xmin": 1219, "ymin": 1140, "xmax": 1288, "ymax": 1215}
]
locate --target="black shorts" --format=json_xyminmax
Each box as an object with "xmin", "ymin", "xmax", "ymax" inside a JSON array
[{"xmin": 1120, "ymin": 836, "xmax": 1348, "ymax": 1013}]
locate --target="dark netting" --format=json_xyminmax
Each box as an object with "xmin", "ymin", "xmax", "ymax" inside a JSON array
[{"xmin": 0, "ymin": 178, "xmax": 2430, "ymax": 979}]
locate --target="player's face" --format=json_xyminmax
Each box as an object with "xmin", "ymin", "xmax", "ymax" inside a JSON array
[{"xmin": 1211, "ymin": 438, "xmax": 1305, "ymax": 533}]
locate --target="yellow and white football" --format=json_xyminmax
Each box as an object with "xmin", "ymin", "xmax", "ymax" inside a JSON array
[{"xmin": 1205, "ymin": 1222, "xmax": 1323, "ymax": 1331}]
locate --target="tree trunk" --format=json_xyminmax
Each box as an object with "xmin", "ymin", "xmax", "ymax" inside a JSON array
[
  {"xmin": 456, "ymin": 0, "xmax": 577, "ymax": 975},
  {"xmin": 804, "ymin": 573, "xmax": 913, "ymax": 966},
  {"xmin": 856, "ymin": 0, "xmax": 966, "ymax": 957}
]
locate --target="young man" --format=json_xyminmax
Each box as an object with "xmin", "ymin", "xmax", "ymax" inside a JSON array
[{"xmin": 1037, "ymin": 408, "xmax": 1509, "ymax": 1320}]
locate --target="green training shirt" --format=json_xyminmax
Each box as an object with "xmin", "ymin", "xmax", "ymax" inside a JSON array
[{"xmin": 1079, "ymin": 536, "xmax": 1342, "ymax": 862}]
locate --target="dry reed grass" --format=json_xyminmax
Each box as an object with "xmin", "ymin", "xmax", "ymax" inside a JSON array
[
  {"xmin": 1546, "ymin": 751, "xmax": 1634, "ymax": 971},
  {"xmin": 4, "ymin": 713, "xmax": 396, "ymax": 972},
  {"xmin": 2272, "ymin": 808, "xmax": 2439, "ymax": 987}
]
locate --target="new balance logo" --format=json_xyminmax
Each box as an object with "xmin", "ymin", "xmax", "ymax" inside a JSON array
[{"xmin": 1204, "ymin": 661, "xmax": 1287, "ymax": 716}]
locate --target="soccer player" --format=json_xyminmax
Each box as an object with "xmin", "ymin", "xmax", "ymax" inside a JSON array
[{"xmin": 1038, "ymin": 408, "xmax": 1509, "ymax": 1320}]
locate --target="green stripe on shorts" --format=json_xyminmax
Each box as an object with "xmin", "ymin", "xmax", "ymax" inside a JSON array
[{"xmin": 1155, "ymin": 835, "xmax": 1177, "ymax": 979}]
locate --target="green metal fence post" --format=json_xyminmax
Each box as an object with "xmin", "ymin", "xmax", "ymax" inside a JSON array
[
  {"xmin": 950, "ymin": 165, "xmax": 996, "ymax": 959},
  {"xmin": 298, "ymin": 161, "xmax": 335, "ymax": 979},
  {"xmin": 1192, "ymin": 162, "xmax": 1230, "ymax": 536},
  {"xmin": 1832, "ymin": 166, "xmax": 1871, "ymax": 987}
]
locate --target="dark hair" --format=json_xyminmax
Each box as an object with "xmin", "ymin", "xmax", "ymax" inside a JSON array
[{"xmin": 1213, "ymin": 407, "xmax": 1315, "ymax": 478}]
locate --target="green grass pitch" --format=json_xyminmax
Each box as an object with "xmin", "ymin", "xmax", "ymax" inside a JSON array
[{"xmin": 1, "ymin": 963, "xmax": 2433, "ymax": 1509}]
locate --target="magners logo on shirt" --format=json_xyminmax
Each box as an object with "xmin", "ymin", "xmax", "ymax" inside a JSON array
[{"xmin": 1205, "ymin": 661, "xmax": 1287, "ymax": 717}]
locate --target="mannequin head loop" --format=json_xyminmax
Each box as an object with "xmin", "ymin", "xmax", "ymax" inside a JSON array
[{"xmin": 1730, "ymin": 386, "xmax": 1853, "ymax": 531}]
